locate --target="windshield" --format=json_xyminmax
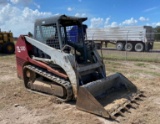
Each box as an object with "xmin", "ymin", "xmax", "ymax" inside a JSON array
[{"xmin": 60, "ymin": 25, "xmax": 85, "ymax": 46}]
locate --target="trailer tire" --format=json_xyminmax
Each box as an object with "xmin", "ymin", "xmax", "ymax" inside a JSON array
[
  {"xmin": 3, "ymin": 42, "xmax": 15, "ymax": 54},
  {"xmin": 95, "ymin": 43, "xmax": 102, "ymax": 49},
  {"xmin": 125, "ymin": 43, "xmax": 133, "ymax": 51},
  {"xmin": 0, "ymin": 44, "xmax": 2, "ymax": 52},
  {"xmin": 135, "ymin": 43, "xmax": 144, "ymax": 52},
  {"xmin": 116, "ymin": 42, "xmax": 124, "ymax": 51}
]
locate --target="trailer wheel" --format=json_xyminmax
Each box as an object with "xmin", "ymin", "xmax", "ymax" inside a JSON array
[
  {"xmin": 3, "ymin": 42, "xmax": 15, "ymax": 54},
  {"xmin": 0, "ymin": 44, "xmax": 2, "ymax": 52},
  {"xmin": 125, "ymin": 43, "xmax": 133, "ymax": 51},
  {"xmin": 135, "ymin": 43, "xmax": 144, "ymax": 52},
  {"xmin": 116, "ymin": 42, "xmax": 124, "ymax": 51}
]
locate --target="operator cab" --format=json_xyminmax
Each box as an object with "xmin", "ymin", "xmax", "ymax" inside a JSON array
[{"xmin": 34, "ymin": 15, "xmax": 95, "ymax": 64}]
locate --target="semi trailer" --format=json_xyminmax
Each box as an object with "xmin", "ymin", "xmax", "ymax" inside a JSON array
[{"xmin": 86, "ymin": 26, "xmax": 155, "ymax": 52}]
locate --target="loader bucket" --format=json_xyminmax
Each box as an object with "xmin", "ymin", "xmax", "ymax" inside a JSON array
[{"xmin": 76, "ymin": 73, "xmax": 143, "ymax": 119}]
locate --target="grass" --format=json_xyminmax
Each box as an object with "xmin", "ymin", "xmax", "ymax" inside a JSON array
[
  {"xmin": 154, "ymin": 41, "xmax": 160, "ymax": 49},
  {"xmin": 103, "ymin": 55, "xmax": 160, "ymax": 62},
  {"xmin": 99, "ymin": 41, "xmax": 160, "ymax": 62},
  {"xmin": 0, "ymin": 54, "xmax": 15, "ymax": 63},
  {"xmin": 106, "ymin": 43, "xmax": 115, "ymax": 48},
  {"xmin": 104, "ymin": 60, "xmax": 127, "ymax": 74},
  {"xmin": 134, "ymin": 69, "xmax": 160, "ymax": 77},
  {"xmin": 134, "ymin": 62, "xmax": 146, "ymax": 67},
  {"xmin": 105, "ymin": 59, "xmax": 160, "ymax": 79},
  {"xmin": 102, "ymin": 51, "xmax": 160, "ymax": 62}
]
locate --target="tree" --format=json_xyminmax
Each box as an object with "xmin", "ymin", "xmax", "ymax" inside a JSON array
[{"xmin": 154, "ymin": 26, "xmax": 160, "ymax": 41}]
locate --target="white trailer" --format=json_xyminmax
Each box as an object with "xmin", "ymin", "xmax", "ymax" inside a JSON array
[{"xmin": 86, "ymin": 26, "xmax": 155, "ymax": 52}]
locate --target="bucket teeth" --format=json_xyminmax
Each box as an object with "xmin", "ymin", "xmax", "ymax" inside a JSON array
[
  {"xmin": 139, "ymin": 94, "xmax": 145, "ymax": 97},
  {"xmin": 110, "ymin": 115, "xmax": 117, "ymax": 120},
  {"xmin": 135, "ymin": 97, "xmax": 143, "ymax": 101},
  {"xmin": 124, "ymin": 107, "xmax": 131, "ymax": 113},
  {"xmin": 121, "ymin": 104, "xmax": 130, "ymax": 112},
  {"xmin": 127, "ymin": 103, "xmax": 136, "ymax": 109},
  {"xmin": 118, "ymin": 111, "xmax": 124, "ymax": 117},
  {"xmin": 116, "ymin": 92, "xmax": 144, "ymax": 118},
  {"xmin": 111, "ymin": 91, "xmax": 144, "ymax": 118},
  {"xmin": 131, "ymin": 100, "xmax": 139, "ymax": 105}
]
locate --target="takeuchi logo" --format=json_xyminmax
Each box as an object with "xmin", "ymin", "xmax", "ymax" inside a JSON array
[{"xmin": 16, "ymin": 46, "xmax": 26, "ymax": 53}]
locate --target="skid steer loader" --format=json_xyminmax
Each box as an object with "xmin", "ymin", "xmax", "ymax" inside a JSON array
[{"xmin": 15, "ymin": 15, "xmax": 143, "ymax": 119}]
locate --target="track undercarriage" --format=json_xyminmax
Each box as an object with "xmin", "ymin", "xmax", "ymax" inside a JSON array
[
  {"xmin": 23, "ymin": 65, "xmax": 144, "ymax": 119},
  {"xmin": 23, "ymin": 65, "xmax": 73, "ymax": 101}
]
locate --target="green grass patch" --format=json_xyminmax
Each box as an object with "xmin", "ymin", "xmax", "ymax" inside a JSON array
[
  {"xmin": 103, "ymin": 56, "xmax": 160, "ymax": 62},
  {"xmin": 101, "ymin": 50, "xmax": 160, "ymax": 62},
  {"xmin": 134, "ymin": 62, "xmax": 146, "ymax": 67},
  {"xmin": 106, "ymin": 43, "xmax": 115, "ymax": 48},
  {"xmin": 104, "ymin": 60, "xmax": 123, "ymax": 66},
  {"xmin": 154, "ymin": 41, "xmax": 160, "ymax": 50}
]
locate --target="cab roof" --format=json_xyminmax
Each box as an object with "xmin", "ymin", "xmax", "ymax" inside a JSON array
[{"xmin": 35, "ymin": 15, "xmax": 87, "ymax": 26}]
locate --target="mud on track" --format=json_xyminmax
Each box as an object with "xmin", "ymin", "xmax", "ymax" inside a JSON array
[{"xmin": 0, "ymin": 55, "xmax": 160, "ymax": 124}]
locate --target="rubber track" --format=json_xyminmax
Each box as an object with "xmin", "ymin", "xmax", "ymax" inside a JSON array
[{"xmin": 24, "ymin": 65, "xmax": 73, "ymax": 102}]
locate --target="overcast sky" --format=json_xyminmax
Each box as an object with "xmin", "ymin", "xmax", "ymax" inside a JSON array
[{"xmin": 0, "ymin": 0, "xmax": 160, "ymax": 37}]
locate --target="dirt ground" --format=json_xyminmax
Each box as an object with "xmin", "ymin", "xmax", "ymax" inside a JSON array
[{"xmin": 0, "ymin": 54, "xmax": 160, "ymax": 124}]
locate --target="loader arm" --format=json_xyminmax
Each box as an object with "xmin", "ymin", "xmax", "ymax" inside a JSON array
[{"xmin": 25, "ymin": 36, "xmax": 79, "ymax": 98}]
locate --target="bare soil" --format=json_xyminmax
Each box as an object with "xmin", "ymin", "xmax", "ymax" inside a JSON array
[{"xmin": 0, "ymin": 54, "xmax": 160, "ymax": 124}]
